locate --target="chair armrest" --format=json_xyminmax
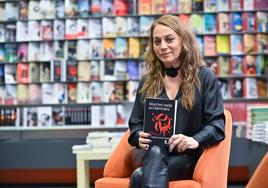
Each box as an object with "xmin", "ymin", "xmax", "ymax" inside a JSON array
[
  {"xmin": 104, "ymin": 129, "xmax": 135, "ymax": 178},
  {"xmin": 193, "ymin": 110, "xmax": 232, "ymax": 188}
]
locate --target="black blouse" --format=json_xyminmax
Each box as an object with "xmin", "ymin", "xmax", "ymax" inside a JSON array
[{"xmin": 128, "ymin": 66, "xmax": 225, "ymax": 153}]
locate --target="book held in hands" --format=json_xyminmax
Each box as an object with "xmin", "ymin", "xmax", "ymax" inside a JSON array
[{"xmin": 144, "ymin": 98, "xmax": 177, "ymax": 146}]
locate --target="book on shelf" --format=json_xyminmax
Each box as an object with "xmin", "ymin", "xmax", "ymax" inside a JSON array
[
  {"xmin": 37, "ymin": 106, "xmax": 52, "ymax": 127},
  {"xmin": 144, "ymin": 98, "xmax": 177, "ymax": 146},
  {"xmin": 89, "ymin": 39, "xmax": 103, "ymax": 59},
  {"xmin": 128, "ymin": 0, "xmax": 137, "ymax": 15},
  {"xmin": 5, "ymin": 85, "xmax": 17, "ymax": 105},
  {"xmin": 179, "ymin": 0, "xmax": 192, "ymax": 13},
  {"xmin": 203, "ymin": 0, "xmax": 216, "ymax": 12},
  {"xmin": 127, "ymin": 17, "xmax": 139, "ymax": 37},
  {"xmin": 40, "ymin": 0, "xmax": 55, "ymax": 19},
  {"xmin": 151, "ymin": 0, "xmax": 165, "ymax": 15},
  {"xmin": 16, "ymin": 84, "xmax": 28, "ymax": 104},
  {"xmin": 76, "ymin": 40, "xmax": 89, "ymax": 60},
  {"xmin": 42, "ymin": 83, "xmax": 54, "ymax": 104},
  {"xmin": 127, "ymin": 60, "xmax": 139, "ymax": 80},
  {"xmin": 218, "ymin": 56, "xmax": 230, "ymax": 77},
  {"xmin": 257, "ymin": 79, "xmax": 268, "ymax": 97},
  {"xmin": 101, "ymin": 0, "xmax": 113, "ymax": 16},
  {"xmin": 257, "ymin": 34, "xmax": 268, "ymax": 53},
  {"xmin": 17, "ymin": 63, "xmax": 29, "ymax": 84},
  {"xmin": 5, "ymin": 43, "xmax": 17, "ymax": 63},
  {"xmin": 0, "ymin": 64, "xmax": 4, "ymax": 83},
  {"xmin": 256, "ymin": 12, "xmax": 268, "ymax": 33},
  {"xmin": 114, "ymin": 0, "xmax": 128, "ymax": 16},
  {"xmin": 138, "ymin": 0, "xmax": 151, "ymax": 15},
  {"xmin": 242, "ymin": 12, "xmax": 255, "ymax": 32},
  {"xmin": 77, "ymin": 19, "xmax": 88, "ymax": 39},
  {"xmin": 102, "ymin": 60, "xmax": 116, "ymax": 80},
  {"xmin": 28, "ymin": 84, "xmax": 42, "ymax": 104},
  {"xmin": 115, "ymin": 38, "xmax": 128, "ymax": 58},
  {"xmin": 231, "ymin": 78, "xmax": 243, "ymax": 98},
  {"xmin": 102, "ymin": 17, "xmax": 116, "ymax": 37},
  {"xmin": 5, "ymin": 23, "xmax": 16, "ymax": 42},
  {"xmin": 216, "ymin": 0, "xmax": 229, "ymax": 11},
  {"xmin": 104, "ymin": 105, "xmax": 117, "ymax": 126},
  {"xmin": 66, "ymin": 60, "xmax": 77, "ymax": 81},
  {"xmin": 217, "ymin": 78, "xmax": 230, "ymax": 99},
  {"xmin": 243, "ymin": 55, "xmax": 256, "ymax": 76},
  {"xmin": 52, "ymin": 106, "xmax": 65, "ymax": 126},
  {"xmin": 127, "ymin": 80, "xmax": 139, "ymax": 102},
  {"xmin": 230, "ymin": 35, "xmax": 243, "ymax": 55},
  {"xmin": 166, "ymin": 0, "xmax": 178, "ymax": 13},
  {"xmin": 67, "ymin": 83, "xmax": 77, "ymax": 103},
  {"xmin": 41, "ymin": 20, "xmax": 53, "ymax": 40},
  {"xmin": 244, "ymin": 78, "xmax": 258, "ymax": 99},
  {"xmin": 204, "ymin": 36, "xmax": 216, "ymax": 56},
  {"xmin": 17, "ymin": 43, "xmax": 28, "ymax": 62},
  {"xmin": 77, "ymin": 82, "xmax": 91, "ymax": 103},
  {"xmin": 114, "ymin": 60, "xmax": 127, "ymax": 80},
  {"xmin": 53, "ymin": 20, "xmax": 65, "ymax": 40},
  {"xmin": 217, "ymin": 13, "xmax": 230, "ymax": 33},
  {"xmin": 55, "ymin": 0, "xmax": 65, "ymax": 18},
  {"xmin": 90, "ymin": 60, "xmax": 101, "ymax": 80},
  {"xmin": 103, "ymin": 81, "xmax": 116, "ymax": 102},
  {"xmin": 5, "ymin": 2, "xmax": 18, "ymax": 21},
  {"xmin": 204, "ymin": 14, "xmax": 216, "ymax": 34},
  {"xmin": 103, "ymin": 39, "xmax": 115, "ymax": 59},
  {"xmin": 16, "ymin": 21, "xmax": 28, "ymax": 42},
  {"xmin": 190, "ymin": 14, "xmax": 204, "ymax": 34},
  {"xmin": 64, "ymin": 0, "xmax": 77, "ymax": 17},
  {"xmin": 230, "ymin": 56, "xmax": 243, "ymax": 76},
  {"xmin": 139, "ymin": 16, "xmax": 154, "ymax": 37},
  {"xmin": 54, "ymin": 83, "xmax": 67, "ymax": 104},
  {"xmin": 4, "ymin": 64, "xmax": 16, "ymax": 84},
  {"xmin": 128, "ymin": 38, "xmax": 140, "ymax": 58},
  {"xmin": 91, "ymin": 82, "xmax": 103, "ymax": 102},
  {"xmin": 39, "ymin": 61, "xmax": 51, "ymax": 82},
  {"xmin": 77, "ymin": 0, "xmax": 89, "ymax": 17},
  {"xmin": 231, "ymin": 12, "xmax": 242, "ymax": 33},
  {"xmin": 115, "ymin": 17, "xmax": 127, "ymax": 36},
  {"xmin": 89, "ymin": 18, "xmax": 102, "ymax": 38},
  {"xmin": 77, "ymin": 61, "xmax": 91, "ymax": 81},
  {"xmin": 216, "ymin": 35, "xmax": 230, "ymax": 54},
  {"xmin": 28, "ymin": 21, "xmax": 41, "ymax": 41},
  {"xmin": 65, "ymin": 19, "xmax": 77, "ymax": 39},
  {"xmin": 91, "ymin": 0, "xmax": 101, "ymax": 15},
  {"xmin": 243, "ymin": 34, "xmax": 256, "ymax": 54}
]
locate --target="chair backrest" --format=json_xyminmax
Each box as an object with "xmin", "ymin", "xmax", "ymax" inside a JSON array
[
  {"xmin": 103, "ymin": 110, "xmax": 232, "ymax": 188},
  {"xmin": 246, "ymin": 152, "xmax": 268, "ymax": 188},
  {"xmin": 192, "ymin": 109, "xmax": 232, "ymax": 188}
]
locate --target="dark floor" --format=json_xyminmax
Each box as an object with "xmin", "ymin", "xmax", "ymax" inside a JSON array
[{"xmin": 0, "ymin": 183, "xmax": 247, "ymax": 188}]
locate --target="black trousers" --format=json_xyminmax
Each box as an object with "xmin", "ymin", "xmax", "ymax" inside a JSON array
[{"xmin": 129, "ymin": 145, "xmax": 198, "ymax": 188}]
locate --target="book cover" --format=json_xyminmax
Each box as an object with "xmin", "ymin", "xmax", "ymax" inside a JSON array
[
  {"xmin": 5, "ymin": 2, "xmax": 18, "ymax": 21},
  {"xmin": 66, "ymin": 60, "xmax": 77, "ymax": 81},
  {"xmin": 230, "ymin": 34, "xmax": 243, "ymax": 55},
  {"xmin": 54, "ymin": 83, "xmax": 67, "ymax": 104},
  {"xmin": 103, "ymin": 39, "xmax": 115, "ymax": 58},
  {"xmin": 39, "ymin": 0, "xmax": 55, "ymax": 19},
  {"xmin": 139, "ymin": 16, "xmax": 154, "ymax": 37},
  {"xmin": 17, "ymin": 43, "xmax": 28, "ymax": 62},
  {"xmin": 217, "ymin": 56, "xmax": 230, "ymax": 76},
  {"xmin": 204, "ymin": 0, "xmax": 216, "ymax": 12},
  {"xmin": 4, "ymin": 43, "xmax": 17, "ymax": 63},
  {"xmin": 16, "ymin": 21, "xmax": 28, "ymax": 42},
  {"xmin": 4, "ymin": 64, "xmax": 16, "ymax": 84},
  {"xmin": 128, "ymin": 38, "xmax": 140, "ymax": 58},
  {"xmin": 53, "ymin": 20, "xmax": 65, "ymax": 40},
  {"xmin": 64, "ymin": 0, "xmax": 78, "ymax": 17},
  {"xmin": 17, "ymin": 63, "xmax": 29, "ymax": 84},
  {"xmin": 114, "ymin": 60, "xmax": 127, "ymax": 80},
  {"xmin": 5, "ymin": 23, "xmax": 16, "ymax": 42},
  {"xmin": 39, "ymin": 61, "xmax": 51, "ymax": 82},
  {"xmin": 205, "ymin": 57, "xmax": 218, "ymax": 75},
  {"xmin": 144, "ymin": 98, "xmax": 177, "ymax": 146},
  {"xmin": 152, "ymin": 0, "xmax": 165, "ymax": 14},
  {"xmin": 179, "ymin": 0, "xmax": 192, "ymax": 13},
  {"xmin": 190, "ymin": 14, "xmax": 204, "ymax": 34},
  {"xmin": 76, "ymin": 40, "xmax": 89, "ymax": 60},
  {"xmin": 76, "ymin": 19, "xmax": 88, "ymax": 39},
  {"xmin": 166, "ymin": 0, "xmax": 178, "ymax": 13},
  {"xmin": 257, "ymin": 34, "xmax": 268, "ymax": 53},
  {"xmin": 77, "ymin": 82, "xmax": 91, "ymax": 103},
  {"xmin": 216, "ymin": 0, "xmax": 229, "ymax": 11},
  {"xmin": 244, "ymin": 78, "xmax": 257, "ymax": 99},
  {"xmin": 127, "ymin": 80, "xmax": 138, "ymax": 101},
  {"xmin": 204, "ymin": 36, "xmax": 216, "ymax": 56},
  {"xmin": 77, "ymin": 0, "xmax": 89, "ymax": 17},
  {"xmin": 216, "ymin": 35, "xmax": 230, "ymax": 54},
  {"xmin": 89, "ymin": 18, "xmax": 102, "ymax": 38},
  {"xmin": 89, "ymin": 39, "xmax": 103, "ymax": 59},
  {"xmin": 231, "ymin": 13, "xmax": 242, "ymax": 32},
  {"xmin": 102, "ymin": 17, "xmax": 116, "ymax": 37},
  {"xmin": 103, "ymin": 81, "xmax": 116, "ymax": 102},
  {"xmin": 256, "ymin": 12, "xmax": 267, "ymax": 32},
  {"xmin": 67, "ymin": 83, "xmax": 77, "ymax": 103},
  {"xmin": 65, "ymin": 19, "xmax": 77, "ymax": 39},
  {"xmin": 231, "ymin": 78, "xmax": 243, "ymax": 98},
  {"xmin": 114, "ymin": 0, "xmax": 128, "ymax": 16},
  {"xmin": 127, "ymin": 17, "xmax": 139, "ymax": 37},
  {"xmin": 217, "ymin": 13, "xmax": 230, "ymax": 33},
  {"xmin": 242, "ymin": 12, "xmax": 255, "ymax": 32},
  {"xmin": 16, "ymin": 84, "xmax": 28, "ymax": 104},
  {"xmin": 230, "ymin": 56, "xmax": 243, "ymax": 76},
  {"xmin": 37, "ymin": 107, "xmax": 52, "ymax": 127},
  {"xmin": 128, "ymin": 0, "xmax": 137, "ymax": 15},
  {"xmin": 114, "ymin": 81, "xmax": 125, "ymax": 101},
  {"xmin": 127, "ymin": 60, "xmax": 139, "ymax": 80},
  {"xmin": 243, "ymin": 55, "xmax": 256, "ymax": 76},
  {"xmin": 27, "ymin": 42, "xmax": 40, "ymax": 61},
  {"xmin": 243, "ymin": 34, "xmax": 256, "ymax": 54},
  {"xmin": 90, "ymin": 60, "xmax": 101, "ymax": 80},
  {"xmin": 138, "ymin": 0, "xmax": 151, "ymax": 15},
  {"xmin": 204, "ymin": 14, "xmax": 216, "ymax": 34},
  {"xmin": 52, "ymin": 107, "xmax": 65, "ymax": 126},
  {"xmin": 91, "ymin": 0, "xmax": 101, "ymax": 15},
  {"xmin": 243, "ymin": 0, "xmax": 254, "ymax": 10},
  {"xmin": 115, "ymin": 38, "xmax": 128, "ymax": 58},
  {"xmin": 28, "ymin": 21, "xmax": 41, "ymax": 41},
  {"xmin": 77, "ymin": 61, "xmax": 91, "ymax": 81},
  {"xmin": 257, "ymin": 79, "xmax": 267, "ymax": 97},
  {"xmin": 116, "ymin": 17, "xmax": 127, "ymax": 36},
  {"xmin": 102, "ymin": 0, "xmax": 113, "ymax": 16},
  {"xmin": 91, "ymin": 82, "xmax": 103, "ymax": 102},
  {"xmin": 230, "ymin": 0, "xmax": 242, "ymax": 11},
  {"xmin": 217, "ymin": 78, "xmax": 230, "ymax": 99},
  {"xmin": 102, "ymin": 60, "xmax": 116, "ymax": 80},
  {"xmin": 55, "ymin": 0, "xmax": 65, "ymax": 18},
  {"xmin": 28, "ymin": 84, "xmax": 42, "ymax": 104}
]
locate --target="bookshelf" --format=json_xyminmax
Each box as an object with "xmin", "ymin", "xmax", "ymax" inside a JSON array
[{"xmin": 0, "ymin": 0, "xmax": 267, "ymax": 131}]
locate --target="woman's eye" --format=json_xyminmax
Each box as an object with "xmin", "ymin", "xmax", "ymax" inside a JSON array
[
  {"xmin": 166, "ymin": 38, "xmax": 174, "ymax": 43},
  {"xmin": 154, "ymin": 40, "xmax": 160, "ymax": 45}
]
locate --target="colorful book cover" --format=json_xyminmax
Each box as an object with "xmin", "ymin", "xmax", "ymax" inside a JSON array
[
  {"xmin": 115, "ymin": 38, "xmax": 128, "ymax": 58},
  {"xmin": 103, "ymin": 39, "xmax": 115, "ymax": 58},
  {"xmin": 103, "ymin": 81, "xmax": 116, "ymax": 102},
  {"xmin": 179, "ymin": 0, "xmax": 192, "ymax": 13},
  {"xmin": 114, "ymin": 0, "xmax": 128, "ymax": 16},
  {"xmin": 77, "ymin": 0, "xmax": 89, "ymax": 17},
  {"xmin": 190, "ymin": 14, "xmax": 204, "ymax": 34},
  {"xmin": 204, "ymin": 0, "xmax": 216, "ymax": 12},
  {"xmin": 243, "ymin": 0, "xmax": 254, "ymax": 10},
  {"xmin": 19, "ymin": 1, "xmax": 28, "ymax": 20},
  {"xmin": 76, "ymin": 19, "xmax": 88, "ymax": 39},
  {"xmin": 204, "ymin": 36, "xmax": 216, "ymax": 56},
  {"xmin": 230, "ymin": 34, "xmax": 243, "ymax": 55},
  {"xmin": 230, "ymin": 0, "xmax": 242, "ymax": 11},
  {"xmin": 204, "ymin": 14, "xmax": 216, "ymax": 33},
  {"xmin": 128, "ymin": 38, "xmax": 140, "ymax": 58},
  {"xmin": 91, "ymin": 0, "xmax": 101, "ymax": 15},
  {"xmin": 17, "ymin": 63, "xmax": 29, "ymax": 84},
  {"xmin": 65, "ymin": 19, "xmax": 77, "ymax": 39},
  {"xmin": 102, "ymin": 0, "xmax": 113, "ymax": 16},
  {"xmin": 5, "ymin": 23, "xmax": 16, "ymax": 42},
  {"xmin": 17, "ymin": 43, "xmax": 28, "ymax": 62},
  {"xmin": 256, "ymin": 12, "xmax": 267, "ymax": 32},
  {"xmin": 243, "ymin": 55, "xmax": 256, "ymax": 76},
  {"xmin": 102, "ymin": 60, "xmax": 116, "ymax": 80},
  {"xmin": 39, "ymin": 0, "xmax": 55, "ymax": 19},
  {"xmin": 89, "ymin": 39, "xmax": 103, "ymax": 59},
  {"xmin": 54, "ymin": 83, "xmax": 67, "ymax": 104},
  {"xmin": 257, "ymin": 34, "xmax": 268, "ymax": 53},
  {"xmin": 67, "ymin": 83, "xmax": 77, "ymax": 103},
  {"xmin": 152, "ymin": 0, "xmax": 165, "ymax": 14},
  {"xmin": 90, "ymin": 60, "xmax": 101, "ymax": 80},
  {"xmin": 5, "ymin": 43, "xmax": 17, "ymax": 63},
  {"xmin": 231, "ymin": 13, "xmax": 242, "ymax": 32},
  {"xmin": 217, "ymin": 56, "xmax": 230, "ymax": 76},
  {"xmin": 257, "ymin": 79, "xmax": 267, "ymax": 97},
  {"xmin": 231, "ymin": 56, "xmax": 243, "ymax": 75},
  {"xmin": 41, "ymin": 20, "xmax": 53, "ymax": 40},
  {"xmin": 242, "ymin": 12, "xmax": 255, "ymax": 32},
  {"xmin": 256, "ymin": 55, "xmax": 267, "ymax": 75},
  {"xmin": 16, "ymin": 84, "xmax": 28, "ymax": 104},
  {"xmin": 138, "ymin": 0, "xmax": 151, "ymax": 15},
  {"xmin": 127, "ymin": 17, "xmax": 139, "ymax": 36},
  {"xmin": 127, "ymin": 81, "xmax": 139, "ymax": 102},
  {"xmin": 28, "ymin": 62, "xmax": 39, "ymax": 83},
  {"xmin": 217, "ymin": 13, "xmax": 230, "ymax": 33},
  {"xmin": 127, "ymin": 60, "xmax": 139, "ymax": 80},
  {"xmin": 216, "ymin": 35, "xmax": 230, "ymax": 54},
  {"xmin": 243, "ymin": 34, "xmax": 256, "ymax": 54},
  {"xmin": 196, "ymin": 36, "xmax": 204, "ymax": 55},
  {"xmin": 66, "ymin": 60, "xmax": 77, "ymax": 81},
  {"xmin": 139, "ymin": 16, "xmax": 154, "ymax": 37},
  {"xmin": 128, "ymin": 0, "xmax": 137, "ymax": 15},
  {"xmin": 52, "ymin": 107, "xmax": 65, "ymax": 126},
  {"xmin": 90, "ymin": 82, "xmax": 103, "ymax": 102},
  {"xmin": 205, "ymin": 57, "xmax": 218, "ymax": 75},
  {"xmin": 64, "ymin": 0, "xmax": 77, "ymax": 17},
  {"xmin": 144, "ymin": 98, "xmax": 177, "ymax": 146}
]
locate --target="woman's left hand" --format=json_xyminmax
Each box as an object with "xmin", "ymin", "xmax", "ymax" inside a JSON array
[{"xmin": 168, "ymin": 134, "xmax": 199, "ymax": 153}]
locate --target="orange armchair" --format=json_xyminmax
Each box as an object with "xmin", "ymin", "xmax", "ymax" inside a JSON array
[{"xmin": 95, "ymin": 110, "xmax": 232, "ymax": 188}]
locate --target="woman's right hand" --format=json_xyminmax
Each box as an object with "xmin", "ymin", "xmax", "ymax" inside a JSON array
[{"xmin": 138, "ymin": 131, "xmax": 152, "ymax": 150}]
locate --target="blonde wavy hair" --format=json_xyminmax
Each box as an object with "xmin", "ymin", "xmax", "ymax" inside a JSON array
[{"xmin": 140, "ymin": 15, "xmax": 205, "ymax": 110}]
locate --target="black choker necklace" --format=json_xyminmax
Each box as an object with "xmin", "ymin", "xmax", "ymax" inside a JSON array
[{"xmin": 165, "ymin": 64, "xmax": 183, "ymax": 78}]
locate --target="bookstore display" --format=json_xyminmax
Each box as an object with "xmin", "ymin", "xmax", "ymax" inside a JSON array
[{"xmin": 0, "ymin": 0, "xmax": 267, "ymax": 130}]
